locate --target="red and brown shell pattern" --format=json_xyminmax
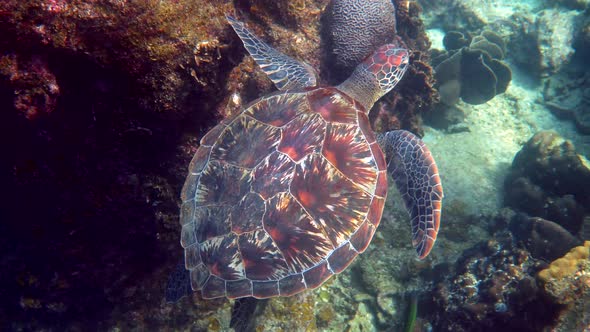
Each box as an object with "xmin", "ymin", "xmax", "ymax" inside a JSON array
[{"xmin": 180, "ymin": 87, "xmax": 387, "ymax": 299}]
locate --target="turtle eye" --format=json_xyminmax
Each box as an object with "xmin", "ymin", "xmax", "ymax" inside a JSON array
[{"xmin": 384, "ymin": 47, "xmax": 409, "ymax": 67}]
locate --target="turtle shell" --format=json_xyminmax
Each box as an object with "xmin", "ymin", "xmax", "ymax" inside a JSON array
[{"xmin": 179, "ymin": 87, "xmax": 388, "ymax": 299}]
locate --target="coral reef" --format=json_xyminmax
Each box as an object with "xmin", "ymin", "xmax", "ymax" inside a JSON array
[
  {"xmin": 504, "ymin": 131, "xmax": 590, "ymax": 235},
  {"xmin": 434, "ymin": 30, "xmax": 511, "ymax": 105},
  {"xmin": 247, "ymin": 294, "xmax": 318, "ymax": 331},
  {"xmin": 11, "ymin": 0, "xmax": 588, "ymax": 331},
  {"xmin": 0, "ymin": 0, "xmax": 247, "ymax": 327},
  {"xmin": 533, "ymin": 9, "xmax": 579, "ymax": 76},
  {"xmin": 236, "ymin": 0, "xmax": 325, "ymax": 29},
  {"xmin": 422, "ymin": 208, "xmax": 587, "ymax": 332},
  {"xmin": 0, "ymin": 55, "xmax": 60, "ymax": 119},
  {"xmin": 489, "ymin": 7, "xmax": 584, "ymax": 78},
  {"xmin": 0, "ymin": 0, "xmax": 241, "ymax": 119},
  {"xmin": 428, "ymin": 231, "xmax": 559, "ymax": 332},
  {"xmin": 421, "ymin": 0, "xmax": 585, "ymax": 77},
  {"xmin": 537, "ymin": 241, "xmax": 590, "ymax": 332}
]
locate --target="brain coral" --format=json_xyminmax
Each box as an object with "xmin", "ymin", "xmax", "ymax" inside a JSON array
[{"xmin": 329, "ymin": 0, "xmax": 397, "ymax": 73}]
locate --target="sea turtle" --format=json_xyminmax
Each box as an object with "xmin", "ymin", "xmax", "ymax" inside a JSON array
[{"xmin": 168, "ymin": 14, "xmax": 443, "ymax": 302}]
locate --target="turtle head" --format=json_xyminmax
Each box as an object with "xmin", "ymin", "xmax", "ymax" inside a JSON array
[
  {"xmin": 364, "ymin": 44, "xmax": 410, "ymax": 94},
  {"xmin": 337, "ymin": 44, "xmax": 409, "ymax": 112}
]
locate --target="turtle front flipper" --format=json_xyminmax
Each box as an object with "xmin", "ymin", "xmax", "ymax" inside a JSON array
[
  {"xmin": 227, "ymin": 15, "xmax": 317, "ymax": 91},
  {"xmin": 377, "ymin": 130, "xmax": 443, "ymax": 259}
]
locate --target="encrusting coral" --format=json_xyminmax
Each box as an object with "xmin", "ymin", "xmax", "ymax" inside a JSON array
[
  {"xmin": 537, "ymin": 241, "xmax": 590, "ymax": 331},
  {"xmin": 538, "ymin": 241, "xmax": 590, "ymax": 283}
]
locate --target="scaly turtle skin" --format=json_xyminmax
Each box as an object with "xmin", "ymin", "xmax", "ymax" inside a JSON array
[{"xmin": 170, "ymin": 12, "xmax": 443, "ymax": 301}]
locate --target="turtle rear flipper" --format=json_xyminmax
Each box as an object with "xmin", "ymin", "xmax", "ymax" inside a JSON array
[
  {"xmin": 377, "ymin": 130, "xmax": 443, "ymax": 259},
  {"xmin": 227, "ymin": 15, "xmax": 317, "ymax": 91},
  {"xmin": 230, "ymin": 297, "xmax": 269, "ymax": 332},
  {"xmin": 165, "ymin": 260, "xmax": 192, "ymax": 303}
]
